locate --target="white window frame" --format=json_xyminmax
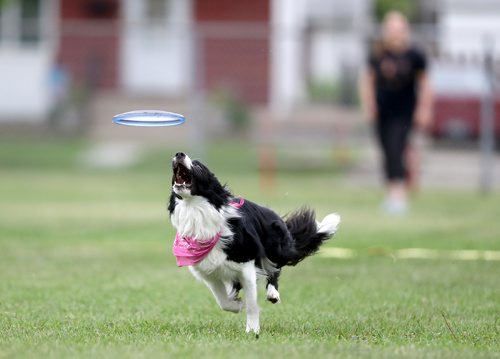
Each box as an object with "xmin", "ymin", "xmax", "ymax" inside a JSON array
[{"xmin": 0, "ymin": 0, "xmax": 45, "ymax": 48}]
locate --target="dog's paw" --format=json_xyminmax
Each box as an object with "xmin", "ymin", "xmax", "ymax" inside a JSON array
[
  {"xmin": 245, "ymin": 314, "xmax": 260, "ymax": 335},
  {"xmin": 266, "ymin": 284, "xmax": 280, "ymax": 304}
]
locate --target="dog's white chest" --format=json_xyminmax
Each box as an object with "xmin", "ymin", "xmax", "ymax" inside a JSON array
[
  {"xmin": 171, "ymin": 196, "xmax": 242, "ymax": 281},
  {"xmin": 171, "ymin": 197, "xmax": 225, "ymax": 239}
]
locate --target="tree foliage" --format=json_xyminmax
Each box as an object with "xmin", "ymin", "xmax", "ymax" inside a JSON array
[{"xmin": 374, "ymin": 0, "xmax": 418, "ymax": 22}]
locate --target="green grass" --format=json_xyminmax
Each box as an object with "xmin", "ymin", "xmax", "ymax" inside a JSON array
[{"xmin": 0, "ymin": 139, "xmax": 499, "ymax": 358}]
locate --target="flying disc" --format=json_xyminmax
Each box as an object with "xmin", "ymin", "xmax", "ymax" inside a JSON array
[{"xmin": 112, "ymin": 110, "xmax": 185, "ymax": 127}]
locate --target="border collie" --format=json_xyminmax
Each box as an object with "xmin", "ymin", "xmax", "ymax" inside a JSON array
[{"xmin": 168, "ymin": 152, "xmax": 340, "ymax": 336}]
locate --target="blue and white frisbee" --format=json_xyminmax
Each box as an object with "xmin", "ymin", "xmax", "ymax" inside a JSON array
[{"xmin": 112, "ymin": 110, "xmax": 185, "ymax": 127}]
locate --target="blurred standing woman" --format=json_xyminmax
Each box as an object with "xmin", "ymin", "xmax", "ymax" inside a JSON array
[{"xmin": 360, "ymin": 11, "xmax": 432, "ymax": 214}]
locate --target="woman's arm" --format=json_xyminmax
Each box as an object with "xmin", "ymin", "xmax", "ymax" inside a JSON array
[
  {"xmin": 359, "ymin": 68, "xmax": 378, "ymax": 123},
  {"xmin": 414, "ymin": 71, "xmax": 433, "ymax": 130}
]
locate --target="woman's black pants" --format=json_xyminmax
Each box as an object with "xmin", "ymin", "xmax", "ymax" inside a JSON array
[{"xmin": 376, "ymin": 118, "xmax": 412, "ymax": 181}]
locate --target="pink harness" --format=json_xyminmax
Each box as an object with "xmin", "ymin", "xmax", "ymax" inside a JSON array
[{"xmin": 172, "ymin": 197, "xmax": 244, "ymax": 267}]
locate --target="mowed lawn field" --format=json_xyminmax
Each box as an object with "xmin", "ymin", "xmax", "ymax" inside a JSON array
[{"xmin": 0, "ymin": 139, "xmax": 499, "ymax": 358}]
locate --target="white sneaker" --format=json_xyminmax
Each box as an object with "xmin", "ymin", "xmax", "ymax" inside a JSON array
[{"xmin": 382, "ymin": 198, "xmax": 408, "ymax": 215}]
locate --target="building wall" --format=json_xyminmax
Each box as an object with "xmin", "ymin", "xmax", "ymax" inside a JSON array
[
  {"xmin": 0, "ymin": 48, "xmax": 53, "ymax": 121},
  {"xmin": 194, "ymin": 0, "xmax": 270, "ymax": 105},
  {"xmin": 121, "ymin": 0, "xmax": 192, "ymax": 96},
  {"xmin": 440, "ymin": 14, "xmax": 500, "ymax": 57},
  {"xmin": 60, "ymin": 0, "xmax": 118, "ymax": 18},
  {"xmin": 195, "ymin": 0, "xmax": 268, "ymax": 21},
  {"xmin": 439, "ymin": 0, "xmax": 500, "ymax": 57},
  {"xmin": 58, "ymin": 0, "xmax": 120, "ymax": 89},
  {"xmin": 0, "ymin": 0, "xmax": 56, "ymax": 122},
  {"xmin": 270, "ymin": 0, "xmax": 307, "ymax": 113},
  {"xmin": 306, "ymin": 0, "xmax": 371, "ymax": 83}
]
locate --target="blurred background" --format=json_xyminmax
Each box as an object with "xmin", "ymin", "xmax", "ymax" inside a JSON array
[
  {"xmin": 0, "ymin": 0, "xmax": 499, "ymax": 189},
  {"xmin": 1, "ymin": 2, "xmax": 499, "ymax": 356}
]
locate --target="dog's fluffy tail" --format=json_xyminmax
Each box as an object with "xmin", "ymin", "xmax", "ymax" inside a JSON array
[{"xmin": 284, "ymin": 208, "xmax": 340, "ymax": 266}]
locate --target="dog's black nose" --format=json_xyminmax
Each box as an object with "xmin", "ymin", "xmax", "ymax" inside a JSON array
[{"xmin": 175, "ymin": 152, "xmax": 185, "ymax": 159}]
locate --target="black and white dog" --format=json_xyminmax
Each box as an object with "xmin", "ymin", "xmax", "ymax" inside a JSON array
[{"xmin": 168, "ymin": 152, "xmax": 340, "ymax": 335}]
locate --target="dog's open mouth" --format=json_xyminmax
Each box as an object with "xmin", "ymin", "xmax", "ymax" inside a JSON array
[{"xmin": 174, "ymin": 163, "xmax": 192, "ymax": 188}]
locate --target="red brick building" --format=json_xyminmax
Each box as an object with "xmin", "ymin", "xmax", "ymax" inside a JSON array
[
  {"xmin": 194, "ymin": 0, "xmax": 270, "ymax": 104},
  {"xmin": 57, "ymin": 0, "xmax": 270, "ymax": 104},
  {"xmin": 58, "ymin": 0, "xmax": 120, "ymax": 89}
]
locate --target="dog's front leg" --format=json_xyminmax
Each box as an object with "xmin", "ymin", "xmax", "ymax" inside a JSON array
[
  {"xmin": 240, "ymin": 261, "xmax": 260, "ymax": 335},
  {"xmin": 203, "ymin": 276, "xmax": 243, "ymax": 313}
]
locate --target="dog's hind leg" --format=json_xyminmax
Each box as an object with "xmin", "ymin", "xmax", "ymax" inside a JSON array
[
  {"xmin": 266, "ymin": 270, "xmax": 281, "ymax": 304},
  {"xmin": 203, "ymin": 277, "xmax": 243, "ymax": 313},
  {"xmin": 240, "ymin": 261, "xmax": 260, "ymax": 335}
]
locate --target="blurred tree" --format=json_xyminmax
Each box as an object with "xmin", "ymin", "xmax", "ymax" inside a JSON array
[
  {"xmin": 308, "ymin": 80, "xmax": 338, "ymax": 105},
  {"xmin": 0, "ymin": 0, "xmax": 14, "ymax": 6},
  {"xmin": 374, "ymin": 0, "xmax": 417, "ymax": 22},
  {"xmin": 211, "ymin": 89, "xmax": 250, "ymax": 134}
]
